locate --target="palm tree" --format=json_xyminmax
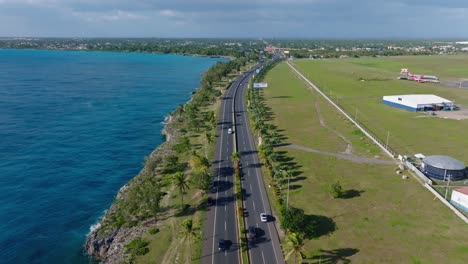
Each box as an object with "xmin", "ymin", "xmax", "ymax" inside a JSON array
[
  {"xmin": 190, "ymin": 151, "xmax": 210, "ymax": 173},
  {"xmin": 252, "ymin": 120, "xmax": 262, "ymax": 137},
  {"xmin": 231, "ymin": 151, "xmax": 241, "ymax": 167},
  {"xmin": 285, "ymin": 232, "xmax": 305, "ymax": 264},
  {"xmin": 204, "ymin": 132, "xmax": 214, "ymax": 158},
  {"xmin": 180, "ymin": 218, "xmax": 199, "ymax": 260},
  {"xmin": 172, "ymin": 172, "xmax": 190, "ymax": 209}
]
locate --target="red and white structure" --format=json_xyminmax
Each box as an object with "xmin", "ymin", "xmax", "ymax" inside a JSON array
[
  {"xmin": 400, "ymin": 68, "xmax": 440, "ymax": 83},
  {"xmin": 451, "ymin": 187, "xmax": 468, "ymax": 212}
]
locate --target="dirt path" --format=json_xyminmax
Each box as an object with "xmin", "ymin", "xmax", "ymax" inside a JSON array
[
  {"xmin": 314, "ymin": 101, "xmax": 353, "ymax": 154},
  {"xmin": 283, "ymin": 143, "xmax": 396, "ymax": 165}
]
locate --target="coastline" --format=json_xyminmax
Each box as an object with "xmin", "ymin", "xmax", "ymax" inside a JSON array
[
  {"xmin": 85, "ymin": 106, "xmax": 181, "ymax": 262},
  {"xmin": 82, "ymin": 52, "xmax": 251, "ymax": 263},
  {"xmin": 84, "ymin": 58, "xmax": 228, "ymax": 262}
]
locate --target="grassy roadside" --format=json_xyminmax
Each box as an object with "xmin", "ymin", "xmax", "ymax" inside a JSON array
[{"xmin": 257, "ymin": 61, "xmax": 468, "ymax": 263}]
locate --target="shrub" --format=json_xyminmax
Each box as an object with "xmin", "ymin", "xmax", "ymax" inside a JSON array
[
  {"xmin": 125, "ymin": 238, "xmax": 149, "ymax": 256},
  {"xmin": 329, "ymin": 181, "xmax": 343, "ymax": 198},
  {"xmin": 148, "ymin": 227, "xmax": 159, "ymax": 235}
]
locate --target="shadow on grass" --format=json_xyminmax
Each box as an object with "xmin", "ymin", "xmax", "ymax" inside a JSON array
[
  {"xmin": 304, "ymin": 214, "xmax": 336, "ymax": 239},
  {"xmin": 174, "ymin": 200, "xmax": 209, "ymax": 218},
  {"xmin": 288, "ymin": 184, "xmax": 302, "ymax": 190},
  {"xmin": 340, "ymin": 189, "xmax": 364, "ymax": 199},
  {"xmin": 271, "ymin": 95, "xmax": 292, "ymax": 99},
  {"xmin": 307, "ymin": 248, "xmax": 359, "ymax": 264}
]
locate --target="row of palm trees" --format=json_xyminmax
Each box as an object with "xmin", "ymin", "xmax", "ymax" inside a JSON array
[
  {"xmin": 248, "ymin": 67, "xmax": 308, "ymax": 264},
  {"xmin": 248, "ymin": 86, "xmax": 293, "ymax": 205}
]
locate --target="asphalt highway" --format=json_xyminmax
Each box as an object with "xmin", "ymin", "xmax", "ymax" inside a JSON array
[
  {"xmin": 234, "ymin": 71, "xmax": 285, "ymax": 264},
  {"xmin": 201, "ymin": 64, "xmax": 284, "ymax": 264}
]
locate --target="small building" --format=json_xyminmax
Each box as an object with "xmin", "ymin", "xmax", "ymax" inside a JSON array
[
  {"xmin": 421, "ymin": 155, "xmax": 466, "ymax": 181},
  {"xmin": 450, "ymin": 187, "xmax": 468, "ymax": 212},
  {"xmin": 383, "ymin": 94, "xmax": 454, "ymax": 112}
]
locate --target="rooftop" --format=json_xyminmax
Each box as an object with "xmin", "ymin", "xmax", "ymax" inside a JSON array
[
  {"xmin": 383, "ymin": 94, "xmax": 453, "ymax": 106},
  {"xmin": 454, "ymin": 187, "xmax": 468, "ymax": 196},
  {"xmin": 423, "ymin": 155, "xmax": 466, "ymax": 171}
]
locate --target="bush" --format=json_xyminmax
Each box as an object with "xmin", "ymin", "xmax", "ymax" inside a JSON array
[
  {"xmin": 148, "ymin": 227, "xmax": 159, "ymax": 235},
  {"xmin": 329, "ymin": 181, "xmax": 343, "ymax": 198},
  {"xmin": 125, "ymin": 238, "xmax": 150, "ymax": 256},
  {"xmin": 172, "ymin": 137, "xmax": 191, "ymax": 153}
]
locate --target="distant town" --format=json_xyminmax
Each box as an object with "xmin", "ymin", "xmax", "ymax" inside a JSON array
[{"xmin": 2, "ymin": 38, "xmax": 468, "ymax": 59}]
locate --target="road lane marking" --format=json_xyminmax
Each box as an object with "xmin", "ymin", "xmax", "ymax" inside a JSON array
[
  {"xmin": 225, "ymin": 221, "xmax": 227, "ymax": 231},
  {"xmin": 262, "ymin": 251, "xmax": 266, "ymax": 264},
  {"xmin": 212, "ymin": 85, "xmax": 229, "ymax": 264}
]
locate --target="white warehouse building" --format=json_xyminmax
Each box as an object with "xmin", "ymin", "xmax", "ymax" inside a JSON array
[
  {"xmin": 451, "ymin": 187, "xmax": 468, "ymax": 212},
  {"xmin": 383, "ymin": 94, "xmax": 454, "ymax": 112}
]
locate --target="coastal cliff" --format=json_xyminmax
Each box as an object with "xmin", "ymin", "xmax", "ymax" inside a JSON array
[{"xmin": 85, "ymin": 112, "xmax": 180, "ymax": 263}]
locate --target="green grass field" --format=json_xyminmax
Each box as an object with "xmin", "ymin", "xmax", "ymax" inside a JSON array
[
  {"xmin": 261, "ymin": 62, "xmax": 468, "ymax": 263},
  {"xmin": 292, "ymin": 56, "xmax": 468, "ymax": 162}
]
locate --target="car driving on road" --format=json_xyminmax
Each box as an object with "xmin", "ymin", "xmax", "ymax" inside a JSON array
[
  {"xmin": 248, "ymin": 226, "xmax": 257, "ymax": 240},
  {"xmin": 228, "ymin": 128, "xmax": 233, "ymax": 134},
  {"xmin": 260, "ymin": 213, "xmax": 268, "ymax": 222},
  {"xmin": 218, "ymin": 239, "xmax": 227, "ymax": 251}
]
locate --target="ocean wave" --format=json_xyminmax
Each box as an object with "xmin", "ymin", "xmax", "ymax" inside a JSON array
[{"xmin": 88, "ymin": 210, "xmax": 107, "ymax": 235}]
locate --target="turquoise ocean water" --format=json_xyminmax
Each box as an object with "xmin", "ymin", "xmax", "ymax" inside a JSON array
[{"xmin": 0, "ymin": 49, "xmax": 225, "ymax": 263}]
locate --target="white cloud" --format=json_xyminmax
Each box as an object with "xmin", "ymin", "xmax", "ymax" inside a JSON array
[
  {"xmin": 159, "ymin": 9, "xmax": 179, "ymax": 17},
  {"xmin": 72, "ymin": 10, "xmax": 148, "ymax": 22}
]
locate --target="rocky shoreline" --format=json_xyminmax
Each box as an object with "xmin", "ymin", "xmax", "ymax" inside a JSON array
[{"xmin": 84, "ymin": 111, "xmax": 180, "ymax": 263}]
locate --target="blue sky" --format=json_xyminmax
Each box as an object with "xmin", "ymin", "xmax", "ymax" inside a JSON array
[{"xmin": 0, "ymin": 0, "xmax": 467, "ymax": 38}]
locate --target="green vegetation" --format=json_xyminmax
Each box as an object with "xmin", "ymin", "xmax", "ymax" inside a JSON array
[
  {"xmin": 253, "ymin": 61, "xmax": 468, "ymax": 263},
  {"xmin": 0, "ymin": 38, "xmax": 264, "ymax": 59},
  {"xmin": 284, "ymin": 232, "xmax": 305, "ymax": 264},
  {"xmin": 124, "ymin": 238, "xmax": 150, "ymax": 262},
  {"xmin": 172, "ymin": 172, "xmax": 190, "ymax": 209},
  {"xmin": 180, "ymin": 218, "xmax": 200, "ymax": 260},
  {"xmin": 329, "ymin": 181, "xmax": 344, "ymax": 199},
  {"xmin": 148, "ymin": 227, "xmax": 159, "ymax": 235},
  {"xmin": 232, "ymin": 151, "xmax": 249, "ymax": 263}
]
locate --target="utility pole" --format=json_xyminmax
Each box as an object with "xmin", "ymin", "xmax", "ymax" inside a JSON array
[
  {"xmin": 385, "ymin": 131, "xmax": 390, "ymax": 149},
  {"xmin": 444, "ymin": 170, "xmax": 451, "ymax": 200}
]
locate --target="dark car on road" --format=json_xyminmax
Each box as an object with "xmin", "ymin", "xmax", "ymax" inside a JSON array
[
  {"xmin": 247, "ymin": 226, "xmax": 257, "ymax": 240},
  {"xmin": 218, "ymin": 239, "xmax": 227, "ymax": 251},
  {"xmin": 207, "ymin": 197, "xmax": 215, "ymax": 206}
]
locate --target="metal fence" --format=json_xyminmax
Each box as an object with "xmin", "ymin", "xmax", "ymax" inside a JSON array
[{"xmin": 404, "ymin": 161, "xmax": 433, "ymax": 185}]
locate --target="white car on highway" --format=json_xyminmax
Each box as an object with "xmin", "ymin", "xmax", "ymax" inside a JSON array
[
  {"xmin": 260, "ymin": 213, "xmax": 268, "ymax": 222},
  {"xmin": 228, "ymin": 128, "xmax": 233, "ymax": 134}
]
